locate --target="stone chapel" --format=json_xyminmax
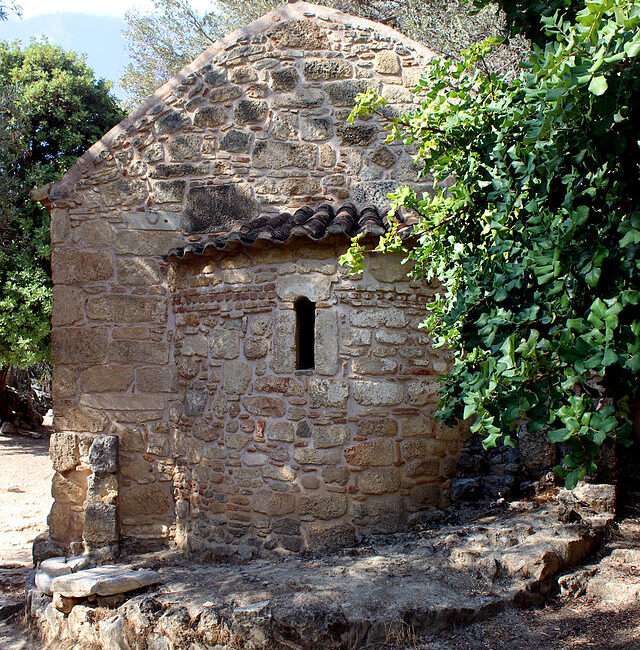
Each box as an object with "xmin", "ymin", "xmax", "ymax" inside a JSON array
[{"xmin": 35, "ymin": 1, "xmax": 468, "ymax": 560}]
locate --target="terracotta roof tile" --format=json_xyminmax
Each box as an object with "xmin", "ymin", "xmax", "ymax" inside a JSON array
[{"xmin": 168, "ymin": 202, "xmax": 416, "ymax": 259}]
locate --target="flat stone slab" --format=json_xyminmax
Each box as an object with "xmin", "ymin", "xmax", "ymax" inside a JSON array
[
  {"xmin": 51, "ymin": 566, "xmax": 162, "ymax": 598},
  {"xmin": 35, "ymin": 556, "xmax": 91, "ymax": 595}
]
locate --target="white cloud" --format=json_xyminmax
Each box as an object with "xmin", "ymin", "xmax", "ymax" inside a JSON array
[{"xmin": 18, "ymin": 0, "xmax": 212, "ymax": 19}]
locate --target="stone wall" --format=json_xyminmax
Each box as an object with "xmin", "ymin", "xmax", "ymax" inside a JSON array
[
  {"xmin": 168, "ymin": 242, "xmax": 466, "ymax": 557},
  {"xmin": 41, "ymin": 3, "xmax": 449, "ymax": 557}
]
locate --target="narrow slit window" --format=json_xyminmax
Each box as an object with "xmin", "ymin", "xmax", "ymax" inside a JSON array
[{"xmin": 295, "ymin": 297, "xmax": 315, "ymax": 370}]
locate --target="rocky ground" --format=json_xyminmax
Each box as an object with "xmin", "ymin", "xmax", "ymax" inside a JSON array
[
  {"xmin": 28, "ymin": 498, "xmax": 634, "ymax": 649},
  {"xmin": 1, "ymin": 433, "xmax": 639, "ymax": 649}
]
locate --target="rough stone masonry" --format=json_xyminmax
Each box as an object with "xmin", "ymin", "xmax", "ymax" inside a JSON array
[{"xmin": 35, "ymin": 1, "xmax": 467, "ymax": 560}]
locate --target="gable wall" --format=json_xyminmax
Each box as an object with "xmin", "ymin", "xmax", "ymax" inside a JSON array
[{"xmin": 44, "ymin": 5, "xmax": 437, "ymax": 555}]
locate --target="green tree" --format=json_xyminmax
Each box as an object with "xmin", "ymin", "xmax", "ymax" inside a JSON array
[
  {"xmin": 122, "ymin": 0, "xmax": 527, "ymax": 106},
  {"xmin": 0, "ymin": 1, "xmax": 20, "ymax": 21},
  {"xmin": 345, "ymin": 0, "xmax": 640, "ymax": 486},
  {"xmin": 0, "ymin": 41, "xmax": 124, "ymax": 379}
]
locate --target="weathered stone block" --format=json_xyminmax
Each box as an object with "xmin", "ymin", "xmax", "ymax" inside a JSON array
[
  {"xmin": 136, "ymin": 366, "xmax": 176, "ymax": 393},
  {"xmin": 253, "ymin": 141, "xmax": 317, "ymax": 169},
  {"xmin": 352, "ymin": 358, "xmax": 396, "ymax": 376},
  {"xmin": 269, "ymin": 20, "xmax": 326, "ymax": 49},
  {"xmin": 52, "ymin": 249, "xmax": 113, "ymax": 284},
  {"xmin": 299, "ymin": 493, "xmax": 347, "ymax": 520},
  {"xmin": 72, "ymin": 221, "xmax": 113, "ymax": 247},
  {"xmin": 345, "ymin": 439, "xmax": 395, "ymax": 467},
  {"xmin": 151, "ymin": 180, "xmax": 186, "ymax": 204},
  {"xmin": 337, "ymin": 123, "xmax": 376, "ymax": 146},
  {"xmin": 193, "ymin": 105, "xmax": 227, "ymax": 128},
  {"xmin": 371, "ymin": 146, "xmax": 397, "ymax": 168},
  {"xmin": 156, "ymin": 110, "xmax": 189, "ymax": 134},
  {"xmin": 184, "ymin": 386, "xmax": 208, "ymax": 417},
  {"xmin": 52, "ymin": 328, "xmax": 109, "ymax": 365},
  {"xmin": 52, "ymin": 470, "xmax": 87, "ymax": 505},
  {"xmin": 209, "ymin": 328, "xmax": 241, "ymax": 359},
  {"xmin": 208, "ymin": 84, "xmax": 242, "ymax": 103},
  {"xmin": 219, "ymin": 129, "xmax": 253, "ymax": 153},
  {"xmin": 325, "ymin": 80, "xmax": 372, "ymax": 106},
  {"xmin": 181, "ymin": 334, "xmax": 208, "ymax": 357},
  {"xmin": 167, "ymin": 134, "xmax": 203, "ymax": 160},
  {"xmin": 48, "ymin": 502, "xmax": 84, "ymax": 546},
  {"xmin": 183, "ymin": 184, "xmax": 257, "ymax": 233},
  {"xmin": 244, "ymin": 337, "xmax": 269, "ymax": 359},
  {"xmin": 254, "ymin": 376, "xmax": 303, "ymax": 395},
  {"xmin": 315, "ymin": 309, "xmax": 338, "ymax": 375},
  {"xmin": 322, "ymin": 465, "xmax": 350, "ymax": 486},
  {"xmin": 353, "ymin": 380, "xmax": 403, "ymax": 406},
  {"xmin": 88, "ymin": 436, "xmax": 118, "ymax": 475},
  {"xmin": 119, "ymin": 482, "xmax": 174, "ymax": 520},
  {"xmin": 315, "ymin": 425, "xmax": 349, "ymax": 449},
  {"xmin": 243, "ymin": 396, "xmax": 286, "ymax": 417},
  {"xmin": 272, "ymin": 311, "xmax": 296, "ymax": 373},
  {"xmin": 374, "ymin": 50, "xmax": 401, "ymax": 74},
  {"xmin": 54, "ymin": 404, "xmax": 106, "ymax": 434},
  {"xmin": 52, "ymin": 286, "xmax": 85, "ymax": 326},
  {"xmin": 87, "ymin": 295, "xmax": 165, "ymax": 323},
  {"xmin": 83, "ymin": 502, "xmax": 118, "ymax": 545},
  {"xmin": 223, "ymin": 360, "xmax": 252, "ymax": 394},
  {"xmin": 400, "ymin": 438, "xmax": 446, "ymax": 461},
  {"xmin": 398, "ymin": 414, "xmax": 433, "ymax": 437},
  {"xmin": 116, "ymin": 257, "xmax": 163, "ymax": 286},
  {"xmin": 271, "ymin": 66, "xmax": 299, "ymax": 91},
  {"xmin": 114, "ymin": 231, "xmax": 183, "ymax": 256},
  {"xmin": 302, "ymin": 520, "xmax": 356, "ymax": 551},
  {"xmin": 80, "ymin": 365, "xmax": 134, "ymax": 393},
  {"xmin": 350, "ymin": 307, "xmax": 407, "ymax": 328},
  {"xmin": 304, "ymin": 58, "xmax": 352, "ymax": 80},
  {"xmin": 108, "ymin": 340, "xmax": 169, "ymax": 365},
  {"xmin": 309, "ymin": 377, "xmax": 349, "ymax": 408},
  {"xmin": 294, "ymin": 447, "xmax": 341, "ymax": 465},
  {"xmin": 405, "ymin": 458, "xmax": 440, "ymax": 479},
  {"xmin": 358, "ymin": 468, "xmax": 400, "ymax": 495},
  {"xmin": 235, "ymin": 99, "xmax": 268, "ymax": 124},
  {"xmin": 252, "ymin": 490, "xmax": 296, "ymax": 516},
  {"xmin": 267, "ymin": 420, "xmax": 295, "ymax": 442},
  {"xmin": 80, "ymin": 393, "xmax": 167, "ymax": 411},
  {"xmin": 406, "ymin": 380, "xmax": 440, "ymax": 406}
]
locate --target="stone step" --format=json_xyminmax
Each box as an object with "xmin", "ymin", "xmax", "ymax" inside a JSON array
[
  {"xmin": 51, "ymin": 566, "xmax": 162, "ymax": 599},
  {"xmin": 35, "ymin": 556, "xmax": 91, "ymax": 596}
]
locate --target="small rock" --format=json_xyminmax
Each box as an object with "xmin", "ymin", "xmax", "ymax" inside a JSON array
[{"xmin": 52, "ymin": 592, "xmax": 82, "ymax": 614}]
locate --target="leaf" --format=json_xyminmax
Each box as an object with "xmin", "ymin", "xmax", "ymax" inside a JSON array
[
  {"xmin": 588, "ymin": 75, "xmax": 608, "ymax": 96},
  {"xmin": 548, "ymin": 428, "xmax": 571, "ymax": 443},
  {"xmin": 624, "ymin": 40, "xmax": 640, "ymax": 58}
]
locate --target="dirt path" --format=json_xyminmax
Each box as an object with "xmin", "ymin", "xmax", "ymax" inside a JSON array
[
  {"xmin": 0, "ymin": 432, "xmax": 52, "ymax": 566},
  {"xmin": 0, "ymin": 432, "xmax": 52, "ymax": 649}
]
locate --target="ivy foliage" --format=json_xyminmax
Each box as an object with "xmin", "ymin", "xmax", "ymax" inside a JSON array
[
  {"xmin": 344, "ymin": 0, "xmax": 640, "ymax": 487},
  {"xmin": 0, "ymin": 41, "xmax": 123, "ymax": 368}
]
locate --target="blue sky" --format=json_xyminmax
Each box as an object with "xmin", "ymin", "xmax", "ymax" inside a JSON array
[{"xmin": 0, "ymin": 1, "xmax": 212, "ymax": 101}]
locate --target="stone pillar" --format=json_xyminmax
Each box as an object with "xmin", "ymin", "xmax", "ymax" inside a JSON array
[
  {"xmin": 46, "ymin": 432, "xmax": 86, "ymax": 558},
  {"xmin": 83, "ymin": 435, "xmax": 119, "ymax": 560}
]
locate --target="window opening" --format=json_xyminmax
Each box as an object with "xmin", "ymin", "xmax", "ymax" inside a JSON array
[{"xmin": 295, "ymin": 296, "xmax": 315, "ymax": 370}]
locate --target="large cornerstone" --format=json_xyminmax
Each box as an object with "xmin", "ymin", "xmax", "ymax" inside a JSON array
[{"xmin": 37, "ymin": 1, "xmax": 467, "ymax": 560}]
